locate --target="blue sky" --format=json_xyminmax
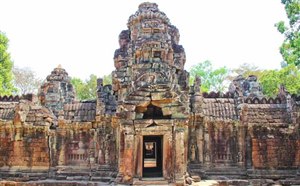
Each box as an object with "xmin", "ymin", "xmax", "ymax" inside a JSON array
[{"xmin": 0, "ymin": 0, "xmax": 288, "ymax": 80}]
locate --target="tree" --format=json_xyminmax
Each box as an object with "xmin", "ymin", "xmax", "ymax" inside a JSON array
[
  {"xmin": 228, "ymin": 63, "xmax": 263, "ymax": 81},
  {"xmin": 13, "ymin": 66, "xmax": 43, "ymax": 95},
  {"xmin": 259, "ymin": 64, "xmax": 300, "ymax": 97},
  {"xmin": 259, "ymin": 70, "xmax": 280, "ymax": 97},
  {"xmin": 0, "ymin": 31, "xmax": 15, "ymax": 95},
  {"xmin": 71, "ymin": 77, "xmax": 85, "ymax": 99},
  {"xmin": 85, "ymin": 74, "xmax": 97, "ymax": 99},
  {"xmin": 102, "ymin": 74, "xmax": 112, "ymax": 85},
  {"xmin": 276, "ymin": 0, "xmax": 300, "ymax": 67},
  {"xmin": 189, "ymin": 60, "xmax": 229, "ymax": 92},
  {"xmin": 71, "ymin": 74, "xmax": 97, "ymax": 100},
  {"xmin": 71, "ymin": 74, "xmax": 113, "ymax": 101}
]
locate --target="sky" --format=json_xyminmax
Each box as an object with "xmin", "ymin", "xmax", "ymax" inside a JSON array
[{"xmin": 0, "ymin": 0, "xmax": 288, "ymax": 80}]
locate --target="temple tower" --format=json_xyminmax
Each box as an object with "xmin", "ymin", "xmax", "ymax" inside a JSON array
[
  {"xmin": 39, "ymin": 65, "xmax": 76, "ymax": 117},
  {"xmin": 113, "ymin": 2, "xmax": 189, "ymax": 184}
]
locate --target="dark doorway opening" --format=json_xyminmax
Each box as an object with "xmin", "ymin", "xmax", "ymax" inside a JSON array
[
  {"xmin": 143, "ymin": 135, "xmax": 163, "ymax": 177},
  {"xmin": 143, "ymin": 104, "xmax": 171, "ymax": 119},
  {"xmin": 153, "ymin": 51, "xmax": 161, "ymax": 59}
]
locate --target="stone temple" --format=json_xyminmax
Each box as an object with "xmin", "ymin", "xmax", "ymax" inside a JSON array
[{"xmin": 0, "ymin": 2, "xmax": 299, "ymax": 185}]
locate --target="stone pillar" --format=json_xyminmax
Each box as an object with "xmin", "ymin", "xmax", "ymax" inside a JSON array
[
  {"xmin": 57, "ymin": 128, "xmax": 67, "ymax": 167},
  {"xmin": 203, "ymin": 121, "xmax": 211, "ymax": 167},
  {"xmin": 174, "ymin": 125, "xmax": 187, "ymax": 182},
  {"xmin": 117, "ymin": 123, "xmax": 134, "ymax": 184},
  {"xmin": 48, "ymin": 129, "xmax": 57, "ymax": 174},
  {"xmin": 197, "ymin": 121, "xmax": 204, "ymax": 164},
  {"xmin": 14, "ymin": 127, "xmax": 22, "ymax": 141},
  {"xmin": 163, "ymin": 132, "xmax": 173, "ymax": 180},
  {"xmin": 134, "ymin": 134, "xmax": 143, "ymax": 178},
  {"xmin": 240, "ymin": 103, "xmax": 250, "ymax": 169},
  {"xmin": 188, "ymin": 116, "xmax": 197, "ymax": 163},
  {"xmin": 58, "ymin": 137, "xmax": 66, "ymax": 166},
  {"xmin": 237, "ymin": 125, "xmax": 246, "ymax": 168},
  {"xmin": 246, "ymin": 133, "xmax": 252, "ymax": 169}
]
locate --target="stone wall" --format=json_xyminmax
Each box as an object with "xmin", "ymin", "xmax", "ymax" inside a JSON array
[
  {"xmin": 251, "ymin": 126, "xmax": 299, "ymax": 169},
  {"xmin": 246, "ymin": 104, "xmax": 288, "ymax": 125},
  {"xmin": 0, "ymin": 97, "xmax": 54, "ymax": 178},
  {"xmin": 2, "ymin": 127, "xmax": 50, "ymax": 169},
  {"xmin": 242, "ymin": 101, "xmax": 299, "ymax": 172},
  {"xmin": 0, "ymin": 2, "xmax": 299, "ymax": 185},
  {"xmin": 0, "ymin": 68, "xmax": 118, "ymax": 182},
  {"xmin": 189, "ymin": 76, "xmax": 300, "ymax": 180}
]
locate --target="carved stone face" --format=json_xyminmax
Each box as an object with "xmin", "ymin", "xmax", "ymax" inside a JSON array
[
  {"xmin": 118, "ymin": 30, "xmax": 130, "ymax": 48},
  {"xmin": 247, "ymin": 75, "xmax": 257, "ymax": 82},
  {"xmin": 119, "ymin": 38, "xmax": 128, "ymax": 48}
]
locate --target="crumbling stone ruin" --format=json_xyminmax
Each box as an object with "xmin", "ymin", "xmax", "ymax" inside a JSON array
[{"xmin": 0, "ymin": 2, "xmax": 299, "ymax": 185}]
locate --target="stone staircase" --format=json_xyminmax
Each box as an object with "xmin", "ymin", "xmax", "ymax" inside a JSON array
[
  {"xmin": 247, "ymin": 169, "xmax": 297, "ymax": 179},
  {"xmin": 188, "ymin": 164, "xmax": 247, "ymax": 180},
  {"xmin": 133, "ymin": 178, "xmax": 170, "ymax": 186},
  {"xmin": 53, "ymin": 165, "xmax": 117, "ymax": 183},
  {"xmin": 205, "ymin": 167, "xmax": 247, "ymax": 180}
]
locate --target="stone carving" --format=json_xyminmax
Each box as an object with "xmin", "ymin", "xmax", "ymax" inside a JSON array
[
  {"xmin": 194, "ymin": 76, "xmax": 201, "ymax": 94},
  {"xmin": 246, "ymin": 75, "xmax": 263, "ymax": 97},
  {"xmin": 0, "ymin": 2, "xmax": 299, "ymax": 185},
  {"xmin": 229, "ymin": 74, "xmax": 263, "ymax": 98},
  {"xmin": 39, "ymin": 65, "xmax": 75, "ymax": 117},
  {"xmin": 114, "ymin": 30, "xmax": 130, "ymax": 69}
]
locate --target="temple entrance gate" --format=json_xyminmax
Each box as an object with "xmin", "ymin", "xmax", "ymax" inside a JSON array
[
  {"xmin": 143, "ymin": 135, "xmax": 163, "ymax": 177},
  {"xmin": 113, "ymin": 2, "xmax": 190, "ymax": 184}
]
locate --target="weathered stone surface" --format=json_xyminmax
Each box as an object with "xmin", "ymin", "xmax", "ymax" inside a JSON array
[
  {"xmin": 112, "ymin": 2, "xmax": 190, "ymax": 184},
  {"xmin": 39, "ymin": 65, "xmax": 76, "ymax": 117},
  {"xmin": 229, "ymin": 74, "xmax": 264, "ymax": 98},
  {"xmin": 0, "ymin": 2, "xmax": 299, "ymax": 186}
]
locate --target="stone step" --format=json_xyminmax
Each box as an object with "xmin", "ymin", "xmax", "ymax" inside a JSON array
[
  {"xmin": 133, "ymin": 178, "xmax": 170, "ymax": 186},
  {"xmin": 247, "ymin": 170, "xmax": 297, "ymax": 179},
  {"xmin": 90, "ymin": 176, "xmax": 113, "ymax": 182},
  {"xmin": 205, "ymin": 170, "xmax": 246, "ymax": 175},
  {"xmin": 202, "ymin": 168, "xmax": 247, "ymax": 179}
]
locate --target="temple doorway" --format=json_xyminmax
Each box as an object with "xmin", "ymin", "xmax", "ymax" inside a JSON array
[{"xmin": 143, "ymin": 135, "xmax": 163, "ymax": 177}]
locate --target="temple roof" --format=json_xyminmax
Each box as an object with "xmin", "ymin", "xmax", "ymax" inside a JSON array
[
  {"xmin": 202, "ymin": 98, "xmax": 237, "ymax": 121},
  {"xmin": 128, "ymin": 2, "xmax": 170, "ymax": 26},
  {"xmin": 46, "ymin": 66, "xmax": 70, "ymax": 82},
  {"xmin": 0, "ymin": 102, "xmax": 17, "ymax": 120},
  {"xmin": 63, "ymin": 101, "xmax": 96, "ymax": 122}
]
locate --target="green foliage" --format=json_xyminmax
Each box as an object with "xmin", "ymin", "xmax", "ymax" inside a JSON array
[
  {"xmin": 259, "ymin": 64, "xmax": 300, "ymax": 96},
  {"xmin": 102, "ymin": 74, "xmax": 112, "ymax": 85},
  {"xmin": 280, "ymin": 32, "xmax": 300, "ymax": 67},
  {"xmin": 189, "ymin": 60, "xmax": 229, "ymax": 92},
  {"xmin": 276, "ymin": 0, "xmax": 300, "ymax": 67},
  {"xmin": 259, "ymin": 70, "xmax": 280, "ymax": 97},
  {"xmin": 71, "ymin": 73, "xmax": 112, "ymax": 101},
  {"xmin": 71, "ymin": 74, "xmax": 97, "ymax": 100},
  {"xmin": 276, "ymin": 21, "xmax": 287, "ymax": 34},
  {"xmin": 268, "ymin": 0, "xmax": 300, "ymax": 97},
  {"xmin": 0, "ymin": 31, "xmax": 15, "ymax": 95},
  {"xmin": 13, "ymin": 66, "xmax": 43, "ymax": 95},
  {"xmin": 228, "ymin": 63, "xmax": 263, "ymax": 81},
  {"xmin": 281, "ymin": 0, "xmax": 300, "ymax": 25}
]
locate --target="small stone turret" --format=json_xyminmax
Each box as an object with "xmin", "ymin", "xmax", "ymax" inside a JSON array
[
  {"xmin": 229, "ymin": 74, "xmax": 263, "ymax": 98},
  {"xmin": 39, "ymin": 65, "xmax": 75, "ymax": 117}
]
